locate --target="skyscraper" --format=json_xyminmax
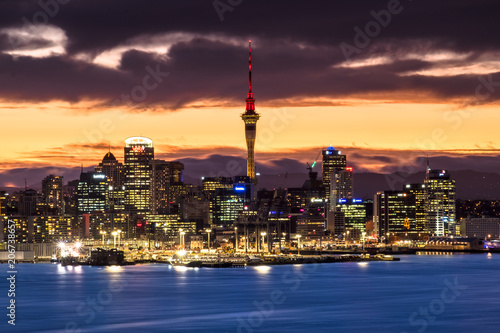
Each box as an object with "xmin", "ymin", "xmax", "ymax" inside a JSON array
[
  {"xmin": 321, "ymin": 146, "xmax": 346, "ymax": 203},
  {"xmin": 373, "ymin": 190, "xmax": 417, "ymax": 242},
  {"xmin": 77, "ymin": 172, "xmax": 108, "ymax": 215},
  {"xmin": 124, "ymin": 137, "xmax": 154, "ymax": 215},
  {"xmin": 42, "ymin": 174, "xmax": 64, "ymax": 215},
  {"xmin": 150, "ymin": 159, "xmax": 170, "ymax": 214},
  {"xmin": 425, "ymin": 169, "xmax": 456, "ymax": 236},
  {"xmin": 329, "ymin": 166, "xmax": 353, "ymax": 210},
  {"xmin": 95, "ymin": 151, "xmax": 124, "ymax": 188},
  {"xmin": 241, "ymin": 40, "xmax": 260, "ymax": 183}
]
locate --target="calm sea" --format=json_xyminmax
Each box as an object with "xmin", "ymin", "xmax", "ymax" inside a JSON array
[{"xmin": 2, "ymin": 254, "xmax": 499, "ymax": 333}]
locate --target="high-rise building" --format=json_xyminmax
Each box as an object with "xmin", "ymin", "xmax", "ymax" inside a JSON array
[
  {"xmin": 241, "ymin": 41, "xmax": 260, "ymax": 183},
  {"xmin": 373, "ymin": 190, "xmax": 417, "ymax": 242},
  {"xmin": 18, "ymin": 189, "xmax": 40, "ymax": 216},
  {"xmin": 95, "ymin": 151, "xmax": 124, "ymax": 188},
  {"xmin": 329, "ymin": 166, "xmax": 353, "ymax": 210},
  {"xmin": 425, "ymin": 169, "xmax": 456, "ymax": 236},
  {"xmin": 404, "ymin": 183, "xmax": 427, "ymax": 233},
  {"xmin": 150, "ymin": 159, "xmax": 170, "ymax": 214},
  {"xmin": 338, "ymin": 198, "xmax": 367, "ymax": 241},
  {"xmin": 322, "ymin": 146, "xmax": 346, "ymax": 202},
  {"xmin": 124, "ymin": 137, "xmax": 154, "ymax": 215},
  {"xmin": 167, "ymin": 161, "xmax": 185, "ymax": 210},
  {"xmin": 77, "ymin": 172, "xmax": 108, "ymax": 215},
  {"xmin": 212, "ymin": 186, "xmax": 246, "ymax": 226},
  {"xmin": 42, "ymin": 175, "xmax": 64, "ymax": 215}
]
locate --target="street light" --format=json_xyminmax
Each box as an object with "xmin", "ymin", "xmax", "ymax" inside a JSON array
[
  {"xmin": 235, "ymin": 227, "xmax": 238, "ymax": 252},
  {"xmin": 112, "ymin": 231, "xmax": 117, "ymax": 248},
  {"xmin": 100, "ymin": 231, "xmax": 106, "ymax": 245},
  {"xmin": 261, "ymin": 232, "xmax": 267, "ymax": 253},
  {"xmin": 297, "ymin": 234, "xmax": 301, "ymax": 255},
  {"xmin": 206, "ymin": 229, "xmax": 211, "ymax": 253},
  {"xmin": 180, "ymin": 231, "xmax": 186, "ymax": 248},
  {"xmin": 117, "ymin": 230, "xmax": 122, "ymax": 248}
]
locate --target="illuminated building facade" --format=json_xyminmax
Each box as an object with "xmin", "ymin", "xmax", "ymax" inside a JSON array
[
  {"xmin": 425, "ymin": 169, "xmax": 456, "ymax": 236},
  {"xmin": 167, "ymin": 161, "xmax": 185, "ymax": 210},
  {"xmin": 150, "ymin": 160, "xmax": 170, "ymax": 214},
  {"xmin": 241, "ymin": 41, "xmax": 260, "ymax": 183},
  {"xmin": 460, "ymin": 217, "xmax": 500, "ymax": 239},
  {"xmin": 95, "ymin": 152, "xmax": 124, "ymax": 188},
  {"xmin": 213, "ymin": 187, "xmax": 245, "ymax": 226},
  {"xmin": 404, "ymin": 183, "xmax": 427, "ymax": 233},
  {"xmin": 322, "ymin": 147, "xmax": 346, "ymax": 203},
  {"xmin": 145, "ymin": 214, "xmax": 197, "ymax": 243},
  {"xmin": 338, "ymin": 198, "xmax": 367, "ymax": 240},
  {"xmin": 329, "ymin": 167, "xmax": 353, "ymax": 210},
  {"xmin": 42, "ymin": 174, "xmax": 64, "ymax": 215},
  {"xmin": 77, "ymin": 172, "xmax": 109, "ymax": 215},
  {"xmin": 124, "ymin": 137, "xmax": 154, "ymax": 215},
  {"xmin": 1, "ymin": 215, "xmax": 76, "ymax": 243},
  {"xmin": 374, "ymin": 191, "xmax": 417, "ymax": 242}
]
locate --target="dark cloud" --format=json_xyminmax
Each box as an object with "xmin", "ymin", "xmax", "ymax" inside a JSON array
[{"xmin": 0, "ymin": 1, "xmax": 499, "ymax": 107}]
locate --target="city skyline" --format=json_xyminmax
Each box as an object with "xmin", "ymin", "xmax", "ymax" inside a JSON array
[{"xmin": 2, "ymin": 1, "xmax": 500, "ymax": 189}]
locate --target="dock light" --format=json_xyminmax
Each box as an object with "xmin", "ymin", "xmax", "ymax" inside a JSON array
[
  {"xmin": 58, "ymin": 242, "xmax": 66, "ymax": 249},
  {"xmin": 74, "ymin": 242, "xmax": 82, "ymax": 249},
  {"xmin": 177, "ymin": 250, "xmax": 187, "ymax": 256}
]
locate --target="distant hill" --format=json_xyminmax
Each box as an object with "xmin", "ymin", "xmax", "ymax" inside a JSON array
[
  {"xmin": 4, "ymin": 170, "xmax": 500, "ymax": 201},
  {"xmin": 244, "ymin": 170, "xmax": 500, "ymax": 200}
]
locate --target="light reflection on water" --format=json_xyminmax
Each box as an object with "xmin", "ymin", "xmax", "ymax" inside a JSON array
[{"xmin": 11, "ymin": 254, "xmax": 500, "ymax": 333}]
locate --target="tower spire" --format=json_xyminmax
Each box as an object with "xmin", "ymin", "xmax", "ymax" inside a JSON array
[
  {"xmin": 245, "ymin": 40, "xmax": 255, "ymax": 114},
  {"xmin": 249, "ymin": 40, "xmax": 252, "ymax": 94}
]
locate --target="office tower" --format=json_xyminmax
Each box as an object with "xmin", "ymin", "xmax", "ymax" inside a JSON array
[
  {"xmin": 233, "ymin": 176, "xmax": 254, "ymax": 204},
  {"xmin": 213, "ymin": 187, "xmax": 245, "ymax": 226},
  {"xmin": 373, "ymin": 191, "xmax": 417, "ymax": 242},
  {"xmin": 18, "ymin": 189, "xmax": 40, "ymax": 216},
  {"xmin": 124, "ymin": 137, "xmax": 154, "ymax": 215},
  {"xmin": 180, "ymin": 184, "xmax": 210, "ymax": 225},
  {"xmin": 167, "ymin": 161, "xmax": 185, "ymax": 209},
  {"xmin": 150, "ymin": 159, "xmax": 170, "ymax": 214},
  {"xmin": 425, "ymin": 169, "xmax": 456, "ymax": 236},
  {"xmin": 203, "ymin": 177, "xmax": 234, "ymax": 224},
  {"xmin": 338, "ymin": 198, "xmax": 367, "ymax": 241},
  {"xmin": 77, "ymin": 172, "xmax": 108, "ymax": 215},
  {"xmin": 322, "ymin": 146, "xmax": 347, "ymax": 202},
  {"xmin": 95, "ymin": 151, "xmax": 124, "ymax": 188},
  {"xmin": 203, "ymin": 177, "xmax": 233, "ymax": 195},
  {"xmin": 329, "ymin": 166, "xmax": 353, "ymax": 210},
  {"xmin": 404, "ymin": 183, "xmax": 427, "ymax": 234},
  {"xmin": 241, "ymin": 40, "xmax": 260, "ymax": 183},
  {"xmin": 42, "ymin": 175, "xmax": 64, "ymax": 215}
]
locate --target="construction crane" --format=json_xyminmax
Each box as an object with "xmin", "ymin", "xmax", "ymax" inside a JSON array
[{"xmin": 306, "ymin": 151, "xmax": 322, "ymax": 175}]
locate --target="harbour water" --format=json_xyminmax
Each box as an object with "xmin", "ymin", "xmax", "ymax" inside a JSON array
[{"xmin": 3, "ymin": 253, "xmax": 500, "ymax": 332}]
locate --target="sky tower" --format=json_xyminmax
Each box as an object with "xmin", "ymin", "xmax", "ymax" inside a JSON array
[{"xmin": 241, "ymin": 40, "xmax": 260, "ymax": 183}]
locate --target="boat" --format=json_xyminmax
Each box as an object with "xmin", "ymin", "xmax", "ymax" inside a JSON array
[
  {"xmin": 245, "ymin": 255, "xmax": 262, "ymax": 263},
  {"xmin": 375, "ymin": 254, "xmax": 400, "ymax": 261},
  {"xmin": 50, "ymin": 254, "xmax": 58, "ymax": 263},
  {"xmin": 169, "ymin": 259, "xmax": 203, "ymax": 267},
  {"xmin": 169, "ymin": 251, "xmax": 203, "ymax": 267}
]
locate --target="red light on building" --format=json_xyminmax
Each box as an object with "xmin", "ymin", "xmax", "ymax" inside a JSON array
[
  {"xmin": 346, "ymin": 167, "xmax": 353, "ymax": 172},
  {"xmin": 131, "ymin": 146, "xmax": 145, "ymax": 153},
  {"xmin": 136, "ymin": 223, "xmax": 143, "ymax": 227}
]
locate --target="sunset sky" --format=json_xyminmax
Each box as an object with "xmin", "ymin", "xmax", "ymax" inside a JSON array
[{"xmin": 2, "ymin": 0, "xmax": 500, "ymax": 187}]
